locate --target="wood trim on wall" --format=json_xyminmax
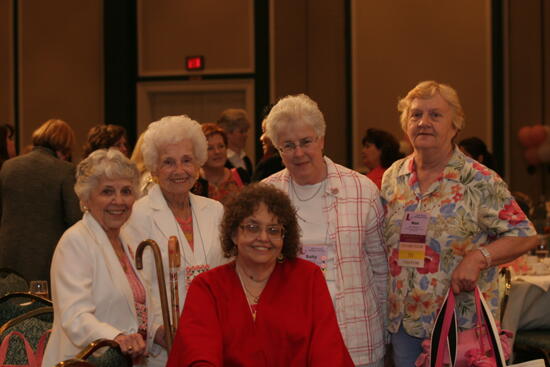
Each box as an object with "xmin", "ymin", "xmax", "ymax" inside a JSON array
[{"xmin": 136, "ymin": 79, "xmax": 256, "ymax": 160}]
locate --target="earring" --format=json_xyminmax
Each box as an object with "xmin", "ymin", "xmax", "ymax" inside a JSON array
[
  {"xmin": 82, "ymin": 205, "xmax": 89, "ymax": 212},
  {"xmin": 277, "ymin": 253, "xmax": 284, "ymax": 263}
]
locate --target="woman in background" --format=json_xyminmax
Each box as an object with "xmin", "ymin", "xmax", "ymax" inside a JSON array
[
  {"xmin": 167, "ymin": 183, "xmax": 353, "ymax": 366},
  {"xmin": 0, "ymin": 123, "xmax": 16, "ymax": 169},
  {"xmin": 192, "ymin": 123, "xmax": 247, "ymax": 203},
  {"xmin": 82, "ymin": 124, "xmax": 129, "ymax": 158},
  {"xmin": 0, "ymin": 118, "xmax": 81, "ymax": 281},
  {"xmin": 459, "ymin": 136, "xmax": 496, "ymax": 171},
  {"xmin": 361, "ymin": 128, "xmax": 404, "ymax": 189}
]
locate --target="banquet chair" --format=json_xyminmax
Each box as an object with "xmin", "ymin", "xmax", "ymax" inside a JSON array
[
  {"xmin": 0, "ymin": 306, "xmax": 53, "ymax": 365},
  {"xmin": 499, "ymin": 267, "xmax": 512, "ymax": 323},
  {"xmin": 0, "ymin": 291, "xmax": 53, "ymax": 326},
  {"xmin": 69, "ymin": 338, "xmax": 132, "ymax": 367},
  {"xmin": 0, "ymin": 268, "xmax": 28, "ymax": 296}
]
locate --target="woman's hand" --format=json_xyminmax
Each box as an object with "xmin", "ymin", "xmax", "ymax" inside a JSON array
[
  {"xmin": 114, "ymin": 333, "xmax": 146, "ymax": 358},
  {"xmin": 450, "ymin": 249, "xmax": 486, "ymax": 294}
]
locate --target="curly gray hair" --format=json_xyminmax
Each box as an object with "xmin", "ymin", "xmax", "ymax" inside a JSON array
[
  {"xmin": 141, "ymin": 115, "xmax": 207, "ymax": 172},
  {"xmin": 265, "ymin": 94, "xmax": 326, "ymax": 147},
  {"xmin": 75, "ymin": 148, "xmax": 140, "ymax": 209}
]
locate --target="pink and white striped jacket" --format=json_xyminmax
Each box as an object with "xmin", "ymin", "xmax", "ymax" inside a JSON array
[{"xmin": 264, "ymin": 156, "xmax": 388, "ymax": 366}]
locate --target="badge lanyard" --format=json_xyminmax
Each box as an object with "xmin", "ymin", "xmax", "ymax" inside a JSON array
[{"xmin": 173, "ymin": 203, "xmax": 209, "ymax": 288}]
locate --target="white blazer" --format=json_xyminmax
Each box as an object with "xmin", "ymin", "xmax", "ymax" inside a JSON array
[
  {"xmin": 42, "ymin": 213, "xmax": 159, "ymax": 367},
  {"xmin": 124, "ymin": 185, "xmax": 226, "ymax": 366},
  {"xmin": 125, "ymin": 184, "xmax": 225, "ymax": 316}
]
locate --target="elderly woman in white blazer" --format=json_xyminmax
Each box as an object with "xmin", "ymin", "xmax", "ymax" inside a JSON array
[
  {"xmin": 125, "ymin": 115, "xmax": 225, "ymax": 366},
  {"xmin": 42, "ymin": 149, "xmax": 163, "ymax": 367}
]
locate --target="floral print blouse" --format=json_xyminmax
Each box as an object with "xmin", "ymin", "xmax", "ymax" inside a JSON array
[{"xmin": 381, "ymin": 147, "xmax": 535, "ymax": 338}]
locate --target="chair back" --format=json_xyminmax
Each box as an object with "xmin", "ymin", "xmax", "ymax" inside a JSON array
[
  {"xmin": 0, "ymin": 268, "xmax": 28, "ymax": 297},
  {"xmin": 498, "ymin": 267, "xmax": 512, "ymax": 322},
  {"xmin": 0, "ymin": 307, "xmax": 53, "ymax": 365},
  {"xmin": 0, "ymin": 292, "xmax": 53, "ymax": 327}
]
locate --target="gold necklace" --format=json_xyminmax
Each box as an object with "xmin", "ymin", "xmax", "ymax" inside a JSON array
[{"xmin": 236, "ymin": 265, "xmax": 263, "ymax": 303}]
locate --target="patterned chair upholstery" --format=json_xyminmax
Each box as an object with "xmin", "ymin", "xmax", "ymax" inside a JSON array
[
  {"xmin": 0, "ymin": 292, "xmax": 53, "ymax": 327},
  {"xmin": 0, "ymin": 307, "xmax": 52, "ymax": 365},
  {"xmin": 0, "ymin": 269, "xmax": 28, "ymax": 297}
]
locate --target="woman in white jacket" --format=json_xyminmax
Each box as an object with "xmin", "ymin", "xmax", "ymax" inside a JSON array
[
  {"xmin": 42, "ymin": 149, "xmax": 163, "ymax": 367},
  {"xmin": 125, "ymin": 115, "xmax": 226, "ymax": 366}
]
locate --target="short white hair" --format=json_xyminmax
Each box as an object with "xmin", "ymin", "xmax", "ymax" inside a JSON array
[
  {"xmin": 265, "ymin": 94, "xmax": 326, "ymax": 146},
  {"xmin": 75, "ymin": 148, "xmax": 140, "ymax": 208},
  {"xmin": 141, "ymin": 115, "xmax": 207, "ymax": 172}
]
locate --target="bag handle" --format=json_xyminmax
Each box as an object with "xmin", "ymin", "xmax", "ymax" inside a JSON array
[
  {"xmin": 430, "ymin": 287, "xmax": 507, "ymax": 367},
  {"xmin": 0, "ymin": 330, "xmax": 39, "ymax": 367}
]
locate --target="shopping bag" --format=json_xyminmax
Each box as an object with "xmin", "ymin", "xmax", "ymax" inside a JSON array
[{"xmin": 415, "ymin": 287, "xmax": 510, "ymax": 367}]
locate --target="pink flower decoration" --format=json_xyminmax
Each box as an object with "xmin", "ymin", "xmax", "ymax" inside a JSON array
[
  {"xmin": 473, "ymin": 162, "xmax": 491, "ymax": 176},
  {"xmin": 498, "ymin": 200, "xmax": 527, "ymax": 225},
  {"xmin": 389, "ymin": 249, "xmax": 402, "ymax": 277},
  {"xmin": 417, "ymin": 246, "xmax": 440, "ymax": 274}
]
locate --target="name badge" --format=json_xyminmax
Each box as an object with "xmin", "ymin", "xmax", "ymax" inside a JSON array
[
  {"xmin": 299, "ymin": 245, "xmax": 328, "ymax": 272},
  {"xmin": 398, "ymin": 212, "xmax": 429, "ymax": 268}
]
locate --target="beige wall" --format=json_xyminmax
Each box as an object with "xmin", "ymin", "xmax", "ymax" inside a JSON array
[
  {"xmin": 138, "ymin": 0, "xmax": 254, "ymax": 76},
  {"xmin": 0, "ymin": 0, "xmax": 14, "ymax": 127},
  {"xmin": 271, "ymin": 0, "xmax": 347, "ymax": 164},
  {"xmin": 352, "ymin": 1, "xmax": 492, "ymax": 170},
  {"xmin": 18, "ymin": 0, "xmax": 103, "ymax": 160}
]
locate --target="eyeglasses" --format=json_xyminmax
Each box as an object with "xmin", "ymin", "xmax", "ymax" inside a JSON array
[
  {"xmin": 239, "ymin": 223, "xmax": 285, "ymax": 240},
  {"xmin": 277, "ymin": 136, "xmax": 317, "ymax": 154}
]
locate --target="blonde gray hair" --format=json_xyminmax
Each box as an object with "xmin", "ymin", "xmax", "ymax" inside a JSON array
[
  {"xmin": 397, "ymin": 80, "xmax": 465, "ymax": 132},
  {"xmin": 141, "ymin": 115, "xmax": 207, "ymax": 172},
  {"xmin": 75, "ymin": 148, "xmax": 140, "ymax": 208}
]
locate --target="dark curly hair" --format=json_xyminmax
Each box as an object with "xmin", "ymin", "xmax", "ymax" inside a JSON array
[
  {"xmin": 221, "ymin": 183, "xmax": 301, "ymax": 259},
  {"xmin": 362, "ymin": 128, "xmax": 404, "ymax": 168},
  {"xmin": 82, "ymin": 124, "xmax": 127, "ymax": 158}
]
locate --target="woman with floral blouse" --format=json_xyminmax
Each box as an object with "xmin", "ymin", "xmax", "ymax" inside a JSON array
[{"xmin": 381, "ymin": 80, "xmax": 539, "ymax": 366}]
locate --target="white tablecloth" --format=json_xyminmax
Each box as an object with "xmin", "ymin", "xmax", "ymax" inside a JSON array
[{"xmin": 501, "ymin": 276, "xmax": 550, "ymax": 361}]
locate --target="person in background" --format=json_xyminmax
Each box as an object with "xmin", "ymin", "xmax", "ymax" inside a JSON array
[
  {"xmin": 0, "ymin": 118, "xmax": 81, "ymax": 282},
  {"xmin": 381, "ymin": 80, "xmax": 538, "ymax": 366},
  {"xmin": 0, "ymin": 123, "xmax": 16, "ymax": 169},
  {"xmin": 263, "ymin": 94, "xmax": 388, "ymax": 367},
  {"xmin": 167, "ymin": 183, "xmax": 354, "ymax": 367},
  {"xmin": 131, "ymin": 132, "xmax": 155, "ymax": 196},
  {"xmin": 217, "ymin": 108, "xmax": 253, "ymax": 180},
  {"xmin": 82, "ymin": 124, "xmax": 129, "ymax": 158},
  {"xmin": 459, "ymin": 136, "xmax": 496, "ymax": 172},
  {"xmin": 126, "ymin": 115, "xmax": 226, "ymax": 367},
  {"xmin": 192, "ymin": 123, "xmax": 247, "ymax": 203},
  {"xmin": 251, "ymin": 110, "xmax": 284, "ymax": 182},
  {"xmin": 361, "ymin": 128, "xmax": 404, "ymax": 189}
]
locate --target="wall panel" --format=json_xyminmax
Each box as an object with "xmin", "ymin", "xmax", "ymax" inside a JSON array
[
  {"xmin": 138, "ymin": 0, "xmax": 254, "ymax": 76},
  {"xmin": 18, "ymin": 0, "xmax": 103, "ymax": 160},
  {"xmin": 0, "ymin": 0, "xmax": 13, "ymax": 127},
  {"xmin": 352, "ymin": 1, "xmax": 492, "ymax": 170}
]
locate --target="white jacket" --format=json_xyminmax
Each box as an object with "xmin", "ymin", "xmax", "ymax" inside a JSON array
[
  {"xmin": 124, "ymin": 185, "xmax": 226, "ymax": 365},
  {"xmin": 42, "ymin": 212, "xmax": 159, "ymax": 367}
]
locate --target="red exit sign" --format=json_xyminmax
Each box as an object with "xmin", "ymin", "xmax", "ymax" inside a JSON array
[{"xmin": 186, "ymin": 56, "xmax": 204, "ymax": 71}]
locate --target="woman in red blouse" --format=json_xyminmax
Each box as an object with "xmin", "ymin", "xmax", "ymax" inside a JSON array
[{"xmin": 167, "ymin": 183, "xmax": 353, "ymax": 367}]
